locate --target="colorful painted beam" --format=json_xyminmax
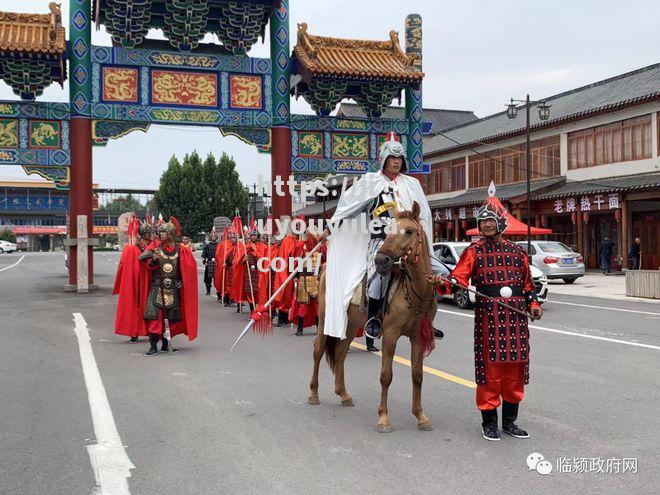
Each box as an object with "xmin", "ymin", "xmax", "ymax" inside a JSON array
[{"xmin": 90, "ymin": 46, "xmax": 272, "ymax": 127}]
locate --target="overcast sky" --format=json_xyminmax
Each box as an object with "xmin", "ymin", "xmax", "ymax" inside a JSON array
[{"xmin": 1, "ymin": 0, "xmax": 658, "ymax": 190}]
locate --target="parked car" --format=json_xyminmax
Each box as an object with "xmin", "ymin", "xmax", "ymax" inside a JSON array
[
  {"xmin": 0, "ymin": 240, "xmax": 17, "ymax": 253},
  {"xmin": 433, "ymin": 241, "xmax": 548, "ymax": 309},
  {"xmin": 516, "ymin": 241, "xmax": 585, "ymax": 284}
]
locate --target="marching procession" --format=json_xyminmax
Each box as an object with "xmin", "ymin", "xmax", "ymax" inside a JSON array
[{"xmin": 112, "ymin": 134, "xmax": 543, "ymax": 441}]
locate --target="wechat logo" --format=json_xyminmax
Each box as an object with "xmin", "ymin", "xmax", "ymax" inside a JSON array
[{"xmin": 527, "ymin": 452, "xmax": 553, "ymax": 475}]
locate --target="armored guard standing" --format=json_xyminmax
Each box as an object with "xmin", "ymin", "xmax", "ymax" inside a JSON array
[
  {"xmin": 431, "ymin": 183, "xmax": 542, "ymax": 441},
  {"xmin": 202, "ymin": 231, "xmax": 219, "ymax": 297},
  {"xmin": 143, "ymin": 218, "xmax": 198, "ymax": 356},
  {"xmin": 289, "ymin": 227, "xmax": 326, "ymax": 336}
]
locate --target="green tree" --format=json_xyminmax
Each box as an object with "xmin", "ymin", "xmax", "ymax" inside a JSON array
[
  {"xmin": 155, "ymin": 151, "xmax": 249, "ymax": 238},
  {"xmin": 98, "ymin": 193, "xmax": 144, "ymax": 214},
  {"xmin": 0, "ymin": 228, "xmax": 17, "ymax": 243}
]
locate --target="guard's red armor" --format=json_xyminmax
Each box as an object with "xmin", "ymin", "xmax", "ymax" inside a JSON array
[{"xmin": 450, "ymin": 238, "xmax": 540, "ymax": 410}]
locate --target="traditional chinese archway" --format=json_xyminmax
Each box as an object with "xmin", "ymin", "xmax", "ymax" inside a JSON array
[{"xmin": 0, "ymin": 1, "xmax": 426, "ymax": 292}]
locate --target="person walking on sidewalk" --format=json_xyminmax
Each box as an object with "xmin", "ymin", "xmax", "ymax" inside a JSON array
[
  {"xmin": 628, "ymin": 237, "xmax": 641, "ymax": 270},
  {"xmin": 599, "ymin": 237, "xmax": 614, "ymax": 274}
]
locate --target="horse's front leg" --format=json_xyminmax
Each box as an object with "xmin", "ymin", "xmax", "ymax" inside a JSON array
[
  {"xmin": 377, "ymin": 332, "xmax": 397, "ymax": 433},
  {"xmin": 410, "ymin": 335, "xmax": 432, "ymax": 431},
  {"xmin": 308, "ymin": 331, "xmax": 325, "ymax": 405},
  {"xmin": 333, "ymin": 334, "xmax": 354, "ymax": 406}
]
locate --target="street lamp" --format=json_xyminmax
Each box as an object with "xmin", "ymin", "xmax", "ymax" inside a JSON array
[{"xmin": 506, "ymin": 95, "xmax": 551, "ymax": 254}]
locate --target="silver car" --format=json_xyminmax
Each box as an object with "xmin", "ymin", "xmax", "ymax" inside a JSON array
[
  {"xmin": 516, "ymin": 241, "xmax": 585, "ymax": 284},
  {"xmin": 433, "ymin": 241, "xmax": 548, "ymax": 308}
]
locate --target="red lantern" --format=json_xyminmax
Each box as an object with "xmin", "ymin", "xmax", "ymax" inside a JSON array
[
  {"xmin": 571, "ymin": 212, "xmax": 577, "ymax": 224},
  {"xmin": 615, "ymin": 209, "xmax": 621, "ymax": 223},
  {"xmin": 583, "ymin": 212, "xmax": 590, "ymax": 223},
  {"xmin": 461, "ymin": 220, "xmax": 468, "ymax": 229}
]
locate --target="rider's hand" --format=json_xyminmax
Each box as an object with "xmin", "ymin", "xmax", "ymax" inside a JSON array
[
  {"xmin": 425, "ymin": 274, "xmax": 445, "ymax": 286},
  {"xmin": 530, "ymin": 305, "xmax": 543, "ymax": 320},
  {"xmin": 320, "ymin": 228, "xmax": 331, "ymax": 241}
]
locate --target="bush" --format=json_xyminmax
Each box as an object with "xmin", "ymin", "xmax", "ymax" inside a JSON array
[{"xmin": 0, "ymin": 229, "xmax": 16, "ymax": 243}]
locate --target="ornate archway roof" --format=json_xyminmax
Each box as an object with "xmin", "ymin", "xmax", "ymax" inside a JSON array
[
  {"xmin": 93, "ymin": 0, "xmax": 277, "ymax": 54},
  {"xmin": 293, "ymin": 23, "xmax": 423, "ymax": 84},
  {"xmin": 0, "ymin": 3, "xmax": 66, "ymax": 100}
]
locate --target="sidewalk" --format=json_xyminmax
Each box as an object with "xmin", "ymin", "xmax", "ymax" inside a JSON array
[{"xmin": 547, "ymin": 271, "xmax": 659, "ymax": 303}]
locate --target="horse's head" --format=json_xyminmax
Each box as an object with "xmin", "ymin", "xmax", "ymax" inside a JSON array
[{"xmin": 375, "ymin": 201, "xmax": 424, "ymax": 275}]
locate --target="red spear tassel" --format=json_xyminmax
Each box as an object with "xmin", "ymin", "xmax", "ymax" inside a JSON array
[
  {"xmin": 419, "ymin": 315, "xmax": 436, "ymax": 358},
  {"xmin": 251, "ymin": 304, "xmax": 273, "ymax": 336}
]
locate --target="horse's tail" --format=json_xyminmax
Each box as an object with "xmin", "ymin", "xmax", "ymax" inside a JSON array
[
  {"xmin": 324, "ymin": 336, "xmax": 339, "ymax": 370},
  {"xmin": 419, "ymin": 315, "xmax": 436, "ymax": 358}
]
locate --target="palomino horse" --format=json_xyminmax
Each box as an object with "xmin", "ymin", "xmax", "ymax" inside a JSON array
[{"xmin": 308, "ymin": 202, "xmax": 438, "ymax": 432}]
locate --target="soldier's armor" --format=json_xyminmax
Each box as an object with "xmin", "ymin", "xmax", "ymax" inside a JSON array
[
  {"xmin": 295, "ymin": 247, "xmax": 321, "ymax": 304},
  {"xmin": 471, "ymin": 240, "xmax": 538, "ymax": 385},
  {"xmin": 136, "ymin": 238, "xmax": 148, "ymax": 253},
  {"xmin": 144, "ymin": 244, "xmax": 182, "ymax": 322},
  {"xmin": 368, "ymin": 185, "xmax": 398, "ymax": 239},
  {"xmin": 202, "ymin": 240, "xmax": 217, "ymax": 283},
  {"xmin": 243, "ymin": 245, "xmax": 260, "ymax": 299}
]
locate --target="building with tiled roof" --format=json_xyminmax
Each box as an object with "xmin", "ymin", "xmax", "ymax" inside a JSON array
[
  {"xmin": 423, "ymin": 63, "xmax": 660, "ymax": 271},
  {"xmin": 0, "ymin": 3, "xmax": 66, "ymax": 99}
]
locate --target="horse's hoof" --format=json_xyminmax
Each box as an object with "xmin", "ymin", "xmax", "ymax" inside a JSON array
[
  {"xmin": 377, "ymin": 424, "xmax": 393, "ymax": 434},
  {"xmin": 308, "ymin": 396, "xmax": 320, "ymax": 406},
  {"xmin": 418, "ymin": 421, "xmax": 434, "ymax": 431},
  {"xmin": 341, "ymin": 398, "xmax": 354, "ymax": 407}
]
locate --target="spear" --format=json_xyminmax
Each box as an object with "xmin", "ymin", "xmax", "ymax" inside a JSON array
[{"xmin": 230, "ymin": 237, "xmax": 324, "ymax": 351}]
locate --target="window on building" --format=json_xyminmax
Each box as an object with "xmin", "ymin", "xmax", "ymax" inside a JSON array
[
  {"xmin": 468, "ymin": 136, "xmax": 560, "ymax": 188},
  {"xmin": 427, "ymin": 158, "xmax": 466, "ymax": 193},
  {"xmin": 568, "ymin": 114, "xmax": 652, "ymax": 169}
]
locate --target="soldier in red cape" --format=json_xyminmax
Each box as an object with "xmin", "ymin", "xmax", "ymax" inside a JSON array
[
  {"xmin": 214, "ymin": 232, "xmax": 236, "ymax": 307},
  {"xmin": 143, "ymin": 218, "xmax": 199, "ymax": 356},
  {"xmin": 258, "ymin": 233, "xmax": 279, "ymax": 308},
  {"xmin": 288, "ymin": 227, "xmax": 326, "ymax": 336},
  {"xmin": 430, "ymin": 183, "xmax": 543, "ymax": 441},
  {"xmin": 113, "ymin": 219, "xmax": 152, "ymax": 342},
  {"xmin": 273, "ymin": 224, "xmax": 297, "ymax": 326},
  {"xmin": 230, "ymin": 230, "xmax": 264, "ymax": 312}
]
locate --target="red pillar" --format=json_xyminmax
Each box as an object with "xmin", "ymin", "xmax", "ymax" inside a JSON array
[
  {"xmin": 68, "ymin": 118, "xmax": 94, "ymax": 287},
  {"xmin": 271, "ymin": 127, "xmax": 292, "ymax": 218}
]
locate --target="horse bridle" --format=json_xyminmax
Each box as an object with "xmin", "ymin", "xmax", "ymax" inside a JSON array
[{"xmin": 390, "ymin": 218, "xmax": 436, "ymax": 315}]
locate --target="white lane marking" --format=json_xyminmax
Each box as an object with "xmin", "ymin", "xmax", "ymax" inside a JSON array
[
  {"xmin": 546, "ymin": 300, "xmax": 660, "ymax": 316},
  {"xmin": 72, "ymin": 313, "xmax": 134, "ymax": 495},
  {"xmin": 0, "ymin": 254, "xmax": 25, "ymax": 273},
  {"xmin": 437, "ymin": 308, "xmax": 660, "ymax": 351}
]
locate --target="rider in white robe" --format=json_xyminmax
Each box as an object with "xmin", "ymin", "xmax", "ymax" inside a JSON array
[{"xmin": 323, "ymin": 134, "xmax": 448, "ymax": 340}]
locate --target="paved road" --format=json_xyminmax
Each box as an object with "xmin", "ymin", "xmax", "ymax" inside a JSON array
[{"xmin": 1, "ymin": 252, "xmax": 658, "ymax": 495}]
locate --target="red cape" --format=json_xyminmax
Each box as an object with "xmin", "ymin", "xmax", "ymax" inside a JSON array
[
  {"xmin": 113, "ymin": 244, "xmax": 150, "ymax": 337},
  {"xmin": 213, "ymin": 240, "xmax": 234, "ymax": 295},
  {"xmin": 169, "ymin": 245, "xmax": 199, "ymax": 340},
  {"xmin": 273, "ymin": 235, "xmax": 297, "ymax": 311},
  {"xmin": 230, "ymin": 241, "xmax": 266, "ymax": 304},
  {"xmin": 288, "ymin": 239, "xmax": 326, "ymax": 328}
]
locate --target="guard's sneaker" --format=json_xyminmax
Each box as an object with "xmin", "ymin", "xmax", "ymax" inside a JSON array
[
  {"xmin": 128, "ymin": 337, "xmax": 139, "ymax": 344},
  {"xmin": 145, "ymin": 346, "xmax": 159, "ymax": 356},
  {"xmin": 482, "ymin": 424, "xmax": 501, "ymax": 441},
  {"xmin": 434, "ymin": 328, "xmax": 444, "ymax": 339},
  {"xmin": 366, "ymin": 344, "xmax": 380, "ymax": 352},
  {"xmin": 502, "ymin": 422, "xmax": 530, "ymax": 439}
]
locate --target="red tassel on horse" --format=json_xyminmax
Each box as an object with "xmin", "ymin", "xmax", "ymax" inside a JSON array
[{"xmin": 419, "ymin": 315, "xmax": 436, "ymax": 358}]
